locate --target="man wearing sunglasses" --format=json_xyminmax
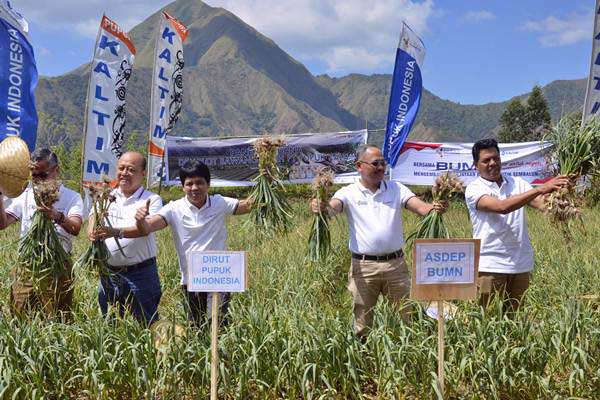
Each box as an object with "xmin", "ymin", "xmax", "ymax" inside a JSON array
[
  {"xmin": 311, "ymin": 144, "xmax": 447, "ymax": 338},
  {"xmin": 0, "ymin": 148, "xmax": 83, "ymax": 317}
]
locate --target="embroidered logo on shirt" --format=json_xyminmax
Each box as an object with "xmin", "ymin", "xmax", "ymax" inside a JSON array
[{"xmin": 357, "ymin": 200, "xmax": 368, "ymax": 206}]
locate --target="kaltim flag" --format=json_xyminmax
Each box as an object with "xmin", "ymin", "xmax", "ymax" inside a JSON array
[
  {"xmin": 0, "ymin": 1, "xmax": 37, "ymax": 151},
  {"xmin": 147, "ymin": 12, "xmax": 188, "ymax": 188},
  {"xmin": 82, "ymin": 15, "xmax": 135, "ymax": 185},
  {"xmin": 383, "ymin": 22, "xmax": 425, "ymax": 168},
  {"xmin": 582, "ymin": 0, "xmax": 600, "ymax": 124}
]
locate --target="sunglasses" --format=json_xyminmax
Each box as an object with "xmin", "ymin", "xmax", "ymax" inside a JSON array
[{"xmin": 358, "ymin": 159, "xmax": 387, "ymax": 168}]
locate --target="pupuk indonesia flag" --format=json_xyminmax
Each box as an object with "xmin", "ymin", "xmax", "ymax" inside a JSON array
[{"xmin": 383, "ymin": 22, "xmax": 425, "ymax": 168}]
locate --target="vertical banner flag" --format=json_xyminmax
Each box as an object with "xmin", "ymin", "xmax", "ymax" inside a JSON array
[
  {"xmin": 0, "ymin": 1, "xmax": 37, "ymax": 151},
  {"xmin": 82, "ymin": 15, "xmax": 135, "ymax": 184},
  {"xmin": 147, "ymin": 12, "xmax": 188, "ymax": 188},
  {"xmin": 383, "ymin": 22, "xmax": 425, "ymax": 167},
  {"xmin": 582, "ymin": 0, "xmax": 600, "ymax": 124}
]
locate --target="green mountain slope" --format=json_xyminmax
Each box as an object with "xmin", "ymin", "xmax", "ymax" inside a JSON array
[
  {"xmin": 34, "ymin": 0, "xmax": 586, "ymax": 149},
  {"xmin": 318, "ymin": 74, "xmax": 586, "ymax": 143}
]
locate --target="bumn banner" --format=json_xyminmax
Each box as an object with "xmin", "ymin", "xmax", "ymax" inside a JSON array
[
  {"xmin": 82, "ymin": 15, "xmax": 135, "ymax": 184},
  {"xmin": 391, "ymin": 141, "xmax": 553, "ymax": 186},
  {"xmin": 165, "ymin": 130, "xmax": 368, "ymax": 186}
]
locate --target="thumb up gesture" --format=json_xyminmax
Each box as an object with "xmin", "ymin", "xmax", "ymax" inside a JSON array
[{"xmin": 135, "ymin": 199, "xmax": 151, "ymax": 222}]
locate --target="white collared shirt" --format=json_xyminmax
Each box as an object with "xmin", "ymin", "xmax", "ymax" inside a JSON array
[
  {"xmin": 157, "ymin": 194, "xmax": 239, "ymax": 284},
  {"xmin": 465, "ymin": 175, "xmax": 534, "ymax": 274},
  {"xmin": 6, "ymin": 185, "xmax": 83, "ymax": 253},
  {"xmin": 102, "ymin": 186, "xmax": 162, "ymax": 266},
  {"xmin": 333, "ymin": 180, "xmax": 415, "ymax": 255}
]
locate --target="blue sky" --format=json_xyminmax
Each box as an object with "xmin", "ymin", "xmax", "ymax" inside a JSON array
[{"xmin": 12, "ymin": 0, "xmax": 597, "ymax": 105}]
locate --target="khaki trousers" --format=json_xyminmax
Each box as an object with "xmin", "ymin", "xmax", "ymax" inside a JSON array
[
  {"xmin": 478, "ymin": 271, "xmax": 530, "ymax": 313},
  {"xmin": 348, "ymin": 256, "xmax": 411, "ymax": 337},
  {"xmin": 10, "ymin": 261, "xmax": 73, "ymax": 319}
]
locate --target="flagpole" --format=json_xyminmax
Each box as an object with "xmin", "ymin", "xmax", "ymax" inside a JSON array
[
  {"xmin": 79, "ymin": 16, "xmax": 104, "ymax": 196},
  {"xmin": 582, "ymin": 0, "xmax": 600, "ymax": 125},
  {"xmin": 146, "ymin": 17, "xmax": 160, "ymax": 191}
]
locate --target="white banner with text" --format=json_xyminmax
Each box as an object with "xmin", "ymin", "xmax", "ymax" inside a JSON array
[{"xmin": 391, "ymin": 140, "xmax": 553, "ymax": 186}]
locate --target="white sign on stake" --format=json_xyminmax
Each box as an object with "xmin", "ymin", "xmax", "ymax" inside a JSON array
[
  {"xmin": 187, "ymin": 251, "xmax": 246, "ymax": 293},
  {"xmin": 415, "ymin": 241, "xmax": 475, "ymax": 285}
]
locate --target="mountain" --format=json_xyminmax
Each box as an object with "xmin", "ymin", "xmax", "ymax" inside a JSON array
[
  {"xmin": 317, "ymin": 74, "xmax": 586, "ymax": 145},
  {"xmin": 33, "ymin": 0, "xmax": 586, "ymax": 149}
]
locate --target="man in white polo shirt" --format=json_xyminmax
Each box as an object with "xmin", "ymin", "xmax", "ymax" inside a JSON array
[
  {"xmin": 0, "ymin": 148, "xmax": 83, "ymax": 317},
  {"xmin": 311, "ymin": 144, "xmax": 447, "ymax": 338},
  {"xmin": 88, "ymin": 151, "xmax": 163, "ymax": 325},
  {"xmin": 465, "ymin": 138, "xmax": 568, "ymax": 312},
  {"xmin": 109, "ymin": 160, "xmax": 253, "ymax": 328}
]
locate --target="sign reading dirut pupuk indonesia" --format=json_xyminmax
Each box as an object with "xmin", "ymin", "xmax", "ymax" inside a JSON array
[{"xmin": 187, "ymin": 251, "xmax": 246, "ymax": 293}]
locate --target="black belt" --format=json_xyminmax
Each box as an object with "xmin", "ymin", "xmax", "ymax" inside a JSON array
[
  {"xmin": 109, "ymin": 257, "xmax": 156, "ymax": 274},
  {"xmin": 351, "ymin": 250, "xmax": 403, "ymax": 261}
]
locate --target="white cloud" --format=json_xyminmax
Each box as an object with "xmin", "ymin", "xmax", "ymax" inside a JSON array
[
  {"xmin": 10, "ymin": 0, "xmax": 436, "ymax": 75},
  {"xmin": 462, "ymin": 10, "xmax": 495, "ymax": 24},
  {"xmin": 522, "ymin": 11, "xmax": 592, "ymax": 47},
  {"xmin": 37, "ymin": 46, "xmax": 51, "ymax": 56},
  {"xmin": 207, "ymin": 0, "xmax": 435, "ymax": 75},
  {"xmin": 11, "ymin": 0, "xmax": 172, "ymax": 38}
]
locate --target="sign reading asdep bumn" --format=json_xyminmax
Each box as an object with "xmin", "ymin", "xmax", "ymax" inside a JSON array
[
  {"xmin": 187, "ymin": 251, "xmax": 246, "ymax": 292},
  {"xmin": 411, "ymin": 239, "xmax": 480, "ymax": 301},
  {"xmin": 416, "ymin": 241, "xmax": 475, "ymax": 285}
]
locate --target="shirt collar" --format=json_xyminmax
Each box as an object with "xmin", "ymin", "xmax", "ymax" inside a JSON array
[
  {"xmin": 479, "ymin": 174, "xmax": 509, "ymax": 190},
  {"xmin": 184, "ymin": 194, "xmax": 210, "ymax": 211},
  {"xmin": 115, "ymin": 185, "xmax": 145, "ymax": 201},
  {"xmin": 357, "ymin": 179, "xmax": 387, "ymax": 195}
]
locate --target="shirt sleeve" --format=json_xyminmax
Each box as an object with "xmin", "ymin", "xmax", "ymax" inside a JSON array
[
  {"xmin": 397, "ymin": 182, "xmax": 416, "ymax": 208},
  {"xmin": 221, "ymin": 196, "xmax": 239, "ymax": 215},
  {"xmin": 332, "ymin": 186, "xmax": 347, "ymax": 203},
  {"xmin": 5, "ymin": 192, "xmax": 24, "ymax": 220},
  {"xmin": 465, "ymin": 181, "xmax": 490, "ymax": 212},
  {"xmin": 67, "ymin": 192, "xmax": 84, "ymax": 218},
  {"xmin": 148, "ymin": 194, "xmax": 163, "ymax": 215},
  {"xmin": 520, "ymin": 178, "xmax": 533, "ymax": 193},
  {"xmin": 157, "ymin": 201, "xmax": 174, "ymax": 226}
]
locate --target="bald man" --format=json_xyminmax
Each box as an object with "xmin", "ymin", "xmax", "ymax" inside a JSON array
[{"xmin": 88, "ymin": 152, "xmax": 163, "ymax": 325}]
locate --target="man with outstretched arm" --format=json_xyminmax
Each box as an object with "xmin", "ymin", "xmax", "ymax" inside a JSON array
[
  {"xmin": 97, "ymin": 160, "xmax": 253, "ymax": 328},
  {"xmin": 311, "ymin": 144, "xmax": 447, "ymax": 338},
  {"xmin": 465, "ymin": 138, "xmax": 569, "ymax": 312}
]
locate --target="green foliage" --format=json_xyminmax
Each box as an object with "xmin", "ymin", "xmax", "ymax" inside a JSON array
[
  {"xmin": 498, "ymin": 86, "xmax": 552, "ymax": 143},
  {"xmin": 497, "ymin": 98, "xmax": 527, "ymax": 142},
  {"xmin": 525, "ymin": 85, "xmax": 552, "ymax": 139},
  {"xmin": 0, "ymin": 201, "xmax": 598, "ymax": 398},
  {"xmin": 51, "ymin": 140, "xmax": 82, "ymax": 191}
]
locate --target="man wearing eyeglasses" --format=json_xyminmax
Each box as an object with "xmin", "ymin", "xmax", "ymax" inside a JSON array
[
  {"xmin": 0, "ymin": 148, "xmax": 83, "ymax": 317},
  {"xmin": 311, "ymin": 144, "xmax": 447, "ymax": 338}
]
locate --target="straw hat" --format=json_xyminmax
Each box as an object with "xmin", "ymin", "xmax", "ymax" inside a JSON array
[{"xmin": 0, "ymin": 136, "xmax": 30, "ymax": 198}]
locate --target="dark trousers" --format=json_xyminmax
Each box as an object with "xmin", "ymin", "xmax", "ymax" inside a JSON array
[
  {"xmin": 181, "ymin": 286, "xmax": 230, "ymax": 329},
  {"xmin": 98, "ymin": 259, "xmax": 162, "ymax": 325}
]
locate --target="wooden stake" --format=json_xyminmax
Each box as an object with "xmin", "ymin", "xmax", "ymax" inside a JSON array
[
  {"xmin": 210, "ymin": 292, "xmax": 220, "ymax": 400},
  {"xmin": 437, "ymin": 300, "xmax": 445, "ymax": 397}
]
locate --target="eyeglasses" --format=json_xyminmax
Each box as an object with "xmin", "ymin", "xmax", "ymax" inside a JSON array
[
  {"xmin": 31, "ymin": 171, "xmax": 49, "ymax": 179},
  {"xmin": 358, "ymin": 159, "xmax": 387, "ymax": 168}
]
